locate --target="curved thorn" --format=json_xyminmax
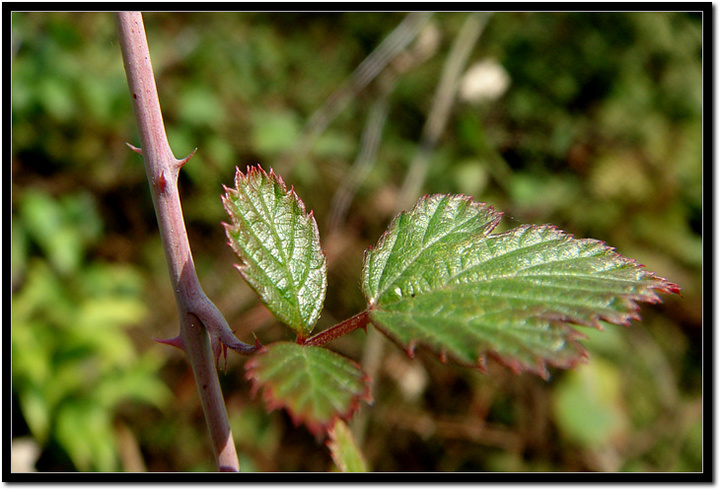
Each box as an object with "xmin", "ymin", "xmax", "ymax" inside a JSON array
[
  {"xmin": 210, "ymin": 336, "xmax": 229, "ymax": 372},
  {"xmin": 211, "ymin": 336, "xmax": 222, "ymax": 368},
  {"xmin": 176, "ymin": 147, "xmax": 198, "ymax": 169},
  {"xmin": 126, "ymin": 142, "xmax": 143, "ymax": 155}
]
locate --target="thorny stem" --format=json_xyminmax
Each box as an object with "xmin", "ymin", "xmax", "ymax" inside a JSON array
[{"xmin": 116, "ymin": 12, "xmax": 257, "ymax": 472}]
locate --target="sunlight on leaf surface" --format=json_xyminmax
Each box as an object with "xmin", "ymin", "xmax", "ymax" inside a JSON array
[
  {"xmin": 223, "ymin": 166, "xmax": 327, "ymax": 337},
  {"xmin": 362, "ymin": 194, "xmax": 679, "ymax": 378}
]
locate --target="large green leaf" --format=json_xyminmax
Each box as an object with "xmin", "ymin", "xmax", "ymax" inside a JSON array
[
  {"xmin": 362, "ymin": 194, "xmax": 679, "ymax": 378},
  {"xmin": 223, "ymin": 166, "xmax": 327, "ymax": 338},
  {"xmin": 245, "ymin": 342, "xmax": 372, "ymax": 436}
]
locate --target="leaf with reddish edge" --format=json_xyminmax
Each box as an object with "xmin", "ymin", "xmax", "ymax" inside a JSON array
[
  {"xmin": 362, "ymin": 194, "xmax": 680, "ymax": 379},
  {"xmin": 245, "ymin": 342, "xmax": 372, "ymax": 437},
  {"xmin": 223, "ymin": 165, "xmax": 327, "ymax": 338}
]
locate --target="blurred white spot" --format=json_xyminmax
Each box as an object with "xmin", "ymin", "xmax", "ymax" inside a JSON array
[
  {"xmin": 12, "ymin": 437, "xmax": 40, "ymax": 472},
  {"xmin": 385, "ymin": 352, "xmax": 429, "ymax": 401},
  {"xmin": 412, "ymin": 22, "xmax": 441, "ymax": 63},
  {"xmin": 459, "ymin": 59, "xmax": 511, "ymax": 104}
]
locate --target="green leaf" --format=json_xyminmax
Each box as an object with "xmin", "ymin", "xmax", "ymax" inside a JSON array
[
  {"xmin": 18, "ymin": 387, "xmax": 52, "ymax": 443},
  {"xmin": 362, "ymin": 194, "xmax": 679, "ymax": 378},
  {"xmin": 94, "ymin": 352, "xmax": 172, "ymax": 410},
  {"xmin": 55, "ymin": 401, "xmax": 118, "ymax": 471},
  {"xmin": 223, "ymin": 166, "xmax": 327, "ymax": 337},
  {"xmin": 17, "ymin": 190, "xmax": 103, "ymax": 276},
  {"xmin": 19, "ymin": 190, "xmax": 81, "ymax": 275},
  {"xmin": 327, "ymin": 420, "xmax": 368, "ymax": 472},
  {"xmin": 245, "ymin": 342, "xmax": 372, "ymax": 436}
]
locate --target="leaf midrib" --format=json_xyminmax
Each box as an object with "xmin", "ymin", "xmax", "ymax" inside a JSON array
[
  {"xmin": 373, "ymin": 197, "xmax": 489, "ymax": 303},
  {"xmin": 238, "ymin": 177, "xmax": 307, "ymax": 327}
]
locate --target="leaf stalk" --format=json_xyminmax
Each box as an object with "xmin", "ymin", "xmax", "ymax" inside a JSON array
[{"xmin": 300, "ymin": 310, "xmax": 370, "ymax": 347}]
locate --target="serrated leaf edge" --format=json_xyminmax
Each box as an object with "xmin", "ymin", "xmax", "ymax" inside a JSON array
[
  {"xmin": 368, "ymin": 307, "xmax": 590, "ymax": 379},
  {"xmin": 244, "ymin": 342, "xmax": 373, "ymax": 437},
  {"xmin": 363, "ymin": 199, "xmax": 680, "ymax": 379},
  {"xmin": 222, "ymin": 165, "xmax": 328, "ymax": 336}
]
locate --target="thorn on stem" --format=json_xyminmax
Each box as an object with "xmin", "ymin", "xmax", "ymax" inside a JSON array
[
  {"xmin": 154, "ymin": 335, "xmax": 185, "ymax": 351},
  {"xmin": 251, "ymin": 332, "xmax": 263, "ymax": 350},
  {"xmin": 209, "ymin": 336, "xmax": 228, "ymax": 372},
  {"xmin": 176, "ymin": 147, "xmax": 198, "ymax": 169},
  {"xmin": 126, "ymin": 142, "xmax": 143, "ymax": 155},
  {"xmin": 213, "ymin": 340, "xmax": 229, "ymax": 372}
]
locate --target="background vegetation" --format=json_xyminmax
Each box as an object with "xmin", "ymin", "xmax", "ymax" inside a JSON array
[{"xmin": 11, "ymin": 11, "xmax": 702, "ymax": 472}]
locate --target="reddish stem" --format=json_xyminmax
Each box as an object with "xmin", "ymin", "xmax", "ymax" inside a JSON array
[
  {"xmin": 300, "ymin": 310, "xmax": 370, "ymax": 347},
  {"xmin": 116, "ymin": 12, "xmax": 252, "ymax": 472}
]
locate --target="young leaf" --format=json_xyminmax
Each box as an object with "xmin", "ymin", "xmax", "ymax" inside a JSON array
[
  {"xmin": 327, "ymin": 419, "xmax": 368, "ymax": 472},
  {"xmin": 245, "ymin": 342, "xmax": 372, "ymax": 437},
  {"xmin": 223, "ymin": 166, "xmax": 327, "ymax": 338},
  {"xmin": 362, "ymin": 194, "xmax": 680, "ymax": 378}
]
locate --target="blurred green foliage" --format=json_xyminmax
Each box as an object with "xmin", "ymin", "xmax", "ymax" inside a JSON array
[
  {"xmin": 12, "ymin": 190, "xmax": 171, "ymax": 471},
  {"xmin": 12, "ymin": 11, "xmax": 701, "ymax": 472}
]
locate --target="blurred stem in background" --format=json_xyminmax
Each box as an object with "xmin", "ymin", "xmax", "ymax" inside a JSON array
[
  {"xmin": 352, "ymin": 12, "xmax": 492, "ymax": 448},
  {"xmin": 282, "ymin": 12, "xmax": 433, "ymax": 176}
]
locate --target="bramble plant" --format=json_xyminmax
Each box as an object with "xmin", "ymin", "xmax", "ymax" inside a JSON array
[
  {"xmin": 222, "ymin": 165, "xmax": 680, "ymax": 441},
  {"xmin": 116, "ymin": 12, "xmax": 681, "ymax": 472}
]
